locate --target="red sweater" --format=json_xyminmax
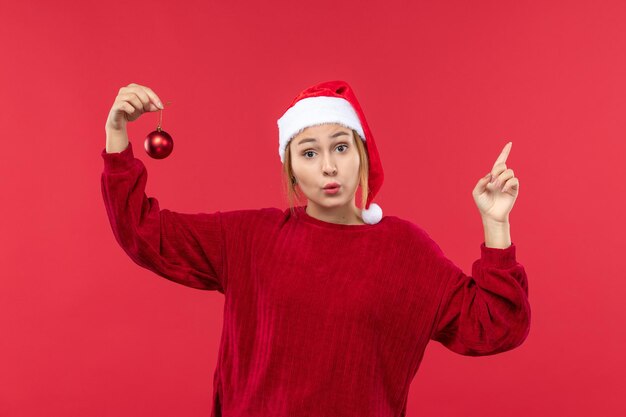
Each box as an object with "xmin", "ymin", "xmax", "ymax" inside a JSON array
[{"xmin": 101, "ymin": 142, "xmax": 531, "ymax": 417}]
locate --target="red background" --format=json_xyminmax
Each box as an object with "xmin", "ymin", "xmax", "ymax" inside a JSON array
[{"xmin": 1, "ymin": 0, "xmax": 624, "ymax": 416}]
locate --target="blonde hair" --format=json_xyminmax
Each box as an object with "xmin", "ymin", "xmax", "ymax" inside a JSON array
[{"xmin": 281, "ymin": 129, "xmax": 370, "ymax": 216}]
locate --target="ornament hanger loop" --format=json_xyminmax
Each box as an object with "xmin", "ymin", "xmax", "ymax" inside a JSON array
[{"xmin": 157, "ymin": 101, "xmax": 172, "ymax": 130}]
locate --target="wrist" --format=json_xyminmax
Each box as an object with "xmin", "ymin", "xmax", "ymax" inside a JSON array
[
  {"xmin": 481, "ymin": 216, "xmax": 509, "ymax": 227},
  {"xmin": 105, "ymin": 126, "xmax": 129, "ymax": 154},
  {"xmin": 105, "ymin": 118, "xmax": 128, "ymax": 134},
  {"xmin": 482, "ymin": 217, "xmax": 511, "ymax": 249}
]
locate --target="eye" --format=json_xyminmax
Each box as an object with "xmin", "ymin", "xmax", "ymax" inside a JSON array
[{"xmin": 301, "ymin": 144, "xmax": 348, "ymax": 159}]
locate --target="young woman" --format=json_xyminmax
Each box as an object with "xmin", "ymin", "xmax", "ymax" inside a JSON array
[{"xmin": 101, "ymin": 80, "xmax": 530, "ymax": 417}]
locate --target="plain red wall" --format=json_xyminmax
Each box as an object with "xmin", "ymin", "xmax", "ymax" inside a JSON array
[{"xmin": 1, "ymin": 0, "xmax": 624, "ymax": 416}]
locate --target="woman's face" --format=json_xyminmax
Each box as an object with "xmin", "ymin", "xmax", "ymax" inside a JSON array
[{"xmin": 289, "ymin": 123, "xmax": 361, "ymax": 211}]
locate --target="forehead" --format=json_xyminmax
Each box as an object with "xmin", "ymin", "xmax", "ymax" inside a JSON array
[{"xmin": 293, "ymin": 123, "xmax": 351, "ymax": 139}]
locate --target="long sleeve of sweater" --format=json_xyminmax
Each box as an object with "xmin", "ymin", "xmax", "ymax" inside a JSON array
[
  {"xmin": 428, "ymin": 238, "xmax": 531, "ymax": 356},
  {"xmin": 100, "ymin": 141, "xmax": 226, "ymax": 293}
]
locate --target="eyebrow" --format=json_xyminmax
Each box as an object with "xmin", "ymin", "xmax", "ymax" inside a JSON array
[{"xmin": 297, "ymin": 130, "xmax": 350, "ymax": 146}]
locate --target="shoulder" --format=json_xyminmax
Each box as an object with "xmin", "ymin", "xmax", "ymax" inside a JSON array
[
  {"xmin": 219, "ymin": 206, "xmax": 284, "ymax": 229},
  {"xmin": 383, "ymin": 214, "xmax": 430, "ymax": 238},
  {"xmin": 382, "ymin": 215, "xmax": 442, "ymax": 251}
]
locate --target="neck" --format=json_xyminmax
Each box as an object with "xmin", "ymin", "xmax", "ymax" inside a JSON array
[{"xmin": 305, "ymin": 201, "xmax": 365, "ymax": 225}]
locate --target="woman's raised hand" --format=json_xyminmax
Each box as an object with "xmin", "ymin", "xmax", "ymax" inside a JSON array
[
  {"xmin": 104, "ymin": 83, "xmax": 165, "ymax": 153},
  {"xmin": 472, "ymin": 142, "xmax": 520, "ymax": 223},
  {"xmin": 105, "ymin": 83, "xmax": 164, "ymax": 132}
]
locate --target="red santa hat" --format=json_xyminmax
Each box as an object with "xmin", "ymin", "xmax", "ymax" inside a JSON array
[{"xmin": 276, "ymin": 80, "xmax": 384, "ymax": 225}]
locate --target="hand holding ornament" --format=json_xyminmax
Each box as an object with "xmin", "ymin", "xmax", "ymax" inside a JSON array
[{"xmin": 105, "ymin": 83, "xmax": 173, "ymax": 158}]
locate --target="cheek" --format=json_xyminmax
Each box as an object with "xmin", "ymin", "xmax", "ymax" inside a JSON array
[
  {"xmin": 348, "ymin": 155, "xmax": 361, "ymax": 176},
  {"xmin": 292, "ymin": 164, "xmax": 314, "ymax": 185}
]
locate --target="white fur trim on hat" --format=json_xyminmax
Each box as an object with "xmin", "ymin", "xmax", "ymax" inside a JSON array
[
  {"xmin": 277, "ymin": 96, "xmax": 366, "ymax": 163},
  {"xmin": 361, "ymin": 202, "xmax": 383, "ymax": 225}
]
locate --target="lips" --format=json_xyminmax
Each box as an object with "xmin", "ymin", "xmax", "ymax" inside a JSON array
[{"xmin": 323, "ymin": 182, "xmax": 340, "ymax": 189}]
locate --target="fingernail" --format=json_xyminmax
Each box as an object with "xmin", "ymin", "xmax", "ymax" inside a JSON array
[{"xmin": 157, "ymin": 101, "xmax": 163, "ymax": 109}]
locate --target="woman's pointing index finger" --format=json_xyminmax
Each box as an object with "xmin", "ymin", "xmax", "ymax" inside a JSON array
[{"xmin": 493, "ymin": 141, "xmax": 512, "ymax": 168}]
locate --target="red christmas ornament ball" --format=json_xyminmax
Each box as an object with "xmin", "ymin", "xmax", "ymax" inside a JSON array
[{"xmin": 144, "ymin": 128, "xmax": 174, "ymax": 159}]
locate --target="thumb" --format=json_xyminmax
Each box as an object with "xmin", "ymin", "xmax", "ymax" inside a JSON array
[{"xmin": 473, "ymin": 172, "xmax": 492, "ymax": 196}]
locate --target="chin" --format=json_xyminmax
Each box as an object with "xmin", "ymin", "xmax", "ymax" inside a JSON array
[{"xmin": 310, "ymin": 196, "xmax": 350, "ymax": 210}]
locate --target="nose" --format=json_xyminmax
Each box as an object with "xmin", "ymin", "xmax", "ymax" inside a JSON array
[{"xmin": 322, "ymin": 154, "xmax": 337, "ymax": 175}]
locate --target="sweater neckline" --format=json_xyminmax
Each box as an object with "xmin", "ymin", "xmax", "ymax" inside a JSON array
[{"xmin": 294, "ymin": 205, "xmax": 383, "ymax": 230}]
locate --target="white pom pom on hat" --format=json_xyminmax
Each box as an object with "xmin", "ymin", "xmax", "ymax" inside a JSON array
[
  {"xmin": 360, "ymin": 202, "xmax": 383, "ymax": 225},
  {"xmin": 276, "ymin": 80, "xmax": 384, "ymax": 225}
]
